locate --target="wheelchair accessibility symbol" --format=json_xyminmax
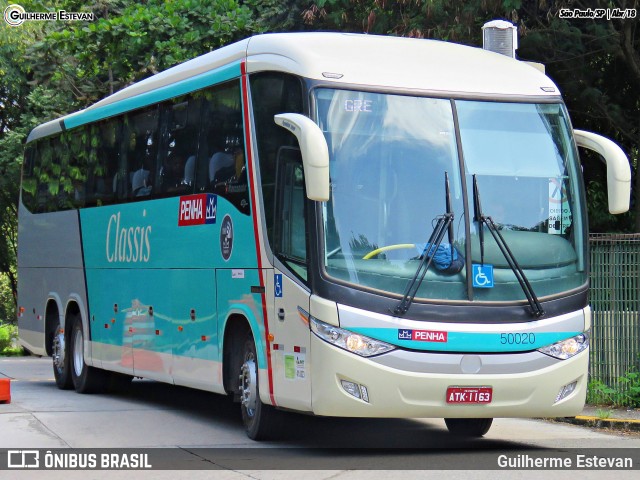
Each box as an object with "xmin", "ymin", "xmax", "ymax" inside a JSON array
[
  {"xmin": 274, "ymin": 274, "xmax": 283, "ymax": 298},
  {"xmin": 472, "ymin": 264, "xmax": 494, "ymax": 288}
]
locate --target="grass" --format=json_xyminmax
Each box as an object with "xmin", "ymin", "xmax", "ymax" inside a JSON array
[{"xmin": 595, "ymin": 408, "xmax": 613, "ymax": 420}]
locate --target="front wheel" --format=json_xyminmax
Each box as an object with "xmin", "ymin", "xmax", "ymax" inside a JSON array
[
  {"xmin": 239, "ymin": 333, "xmax": 281, "ymax": 440},
  {"xmin": 70, "ymin": 315, "xmax": 108, "ymax": 393},
  {"xmin": 444, "ymin": 418, "xmax": 493, "ymax": 437}
]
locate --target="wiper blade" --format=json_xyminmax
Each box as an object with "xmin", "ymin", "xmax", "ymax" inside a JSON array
[
  {"xmin": 393, "ymin": 173, "xmax": 454, "ymax": 316},
  {"xmin": 472, "ymin": 175, "xmax": 545, "ymax": 318}
]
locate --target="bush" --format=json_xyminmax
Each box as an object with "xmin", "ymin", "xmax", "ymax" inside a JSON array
[
  {"xmin": 0, "ymin": 274, "xmax": 16, "ymax": 324},
  {"xmin": 0, "ymin": 323, "xmax": 23, "ymax": 356},
  {"xmin": 587, "ymin": 366, "xmax": 640, "ymax": 408}
]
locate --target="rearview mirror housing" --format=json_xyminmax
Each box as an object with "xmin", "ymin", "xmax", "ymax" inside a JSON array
[
  {"xmin": 574, "ymin": 129, "xmax": 631, "ymax": 214},
  {"xmin": 274, "ymin": 113, "xmax": 330, "ymax": 201}
]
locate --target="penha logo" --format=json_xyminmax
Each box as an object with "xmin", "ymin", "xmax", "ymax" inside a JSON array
[
  {"xmin": 178, "ymin": 194, "xmax": 216, "ymax": 226},
  {"xmin": 398, "ymin": 329, "xmax": 448, "ymax": 342}
]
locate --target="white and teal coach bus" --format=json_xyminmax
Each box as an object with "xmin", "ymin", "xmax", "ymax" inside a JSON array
[{"xmin": 18, "ymin": 32, "xmax": 631, "ymax": 439}]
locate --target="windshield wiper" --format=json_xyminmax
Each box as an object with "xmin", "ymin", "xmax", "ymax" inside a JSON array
[
  {"xmin": 472, "ymin": 175, "xmax": 545, "ymax": 318},
  {"xmin": 393, "ymin": 173, "xmax": 454, "ymax": 316}
]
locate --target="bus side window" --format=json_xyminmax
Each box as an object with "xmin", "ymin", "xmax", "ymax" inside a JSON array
[
  {"xmin": 85, "ymin": 119, "xmax": 121, "ymax": 207},
  {"xmin": 123, "ymin": 108, "xmax": 159, "ymax": 200},
  {"xmin": 196, "ymin": 80, "xmax": 249, "ymax": 214},
  {"xmin": 249, "ymin": 72, "xmax": 304, "ymax": 246},
  {"xmin": 21, "ymin": 144, "xmax": 37, "ymax": 213},
  {"xmin": 59, "ymin": 128, "xmax": 88, "ymax": 210},
  {"xmin": 274, "ymin": 147, "xmax": 308, "ymax": 282},
  {"xmin": 36, "ymin": 138, "xmax": 57, "ymax": 212},
  {"xmin": 157, "ymin": 95, "xmax": 201, "ymax": 197}
]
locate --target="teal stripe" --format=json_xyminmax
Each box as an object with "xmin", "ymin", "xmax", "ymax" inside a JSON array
[
  {"xmin": 64, "ymin": 62, "xmax": 242, "ymax": 129},
  {"xmin": 350, "ymin": 327, "xmax": 582, "ymax": 353}
]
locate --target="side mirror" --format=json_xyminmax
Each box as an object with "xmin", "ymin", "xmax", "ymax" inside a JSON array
[
  {"xmin": 274, "ymin": 113, "xmax": 330, "ymax": 201},
  {"xmin": 574, "ymin": 129, "xmax": 631, "ymax": 214}
]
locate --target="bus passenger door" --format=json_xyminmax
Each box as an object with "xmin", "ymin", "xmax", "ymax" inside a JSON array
[
  {"xmin": 268, "ymin": 149, "xmax": 312, "ymax": 411},
  {"xmin": 267, "ymin": 269, "xmax": 311, "ymax": 411}
]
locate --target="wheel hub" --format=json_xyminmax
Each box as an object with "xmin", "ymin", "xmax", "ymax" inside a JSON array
[
  {"xmin": 52, "ymin": 329, "xmax": 65, "ymax": 370},
  {"xmin": 73, "ymin": 328, "xmax": 84, "ymax": 377},
  {"xmin": 239, "ymin": 358, "xmax": 257, "ymax": 415}
]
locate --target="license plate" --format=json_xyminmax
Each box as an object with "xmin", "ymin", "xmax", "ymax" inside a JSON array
[{"xmin": 446, "ymin": 386, "xmax": 493, "ymax": 404}]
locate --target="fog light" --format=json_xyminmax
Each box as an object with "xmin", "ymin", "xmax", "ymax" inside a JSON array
[
  {"xmin": 360, "ymin": 384, "xmax": 369, "ymax": 403},
  {"xmin": 340, "ymin": 380, "xmax": 370, "ymax": 403},
  {"xmin": 555, "ymin": 381, "xmax": 577, "ymax": 403},
  {"xmin": 341, "ymin": 380, "xmax": 361, "ymax": 399}
]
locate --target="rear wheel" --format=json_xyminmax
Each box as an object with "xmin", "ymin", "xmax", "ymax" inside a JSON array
[
  {"xmin": 70, "ymin": 315, "xmax": 108, "ymax": 393},
  {"xmin": 52, "ymin": 318, "xmax": 73, "ymax": 390},
  {"xmin": 239, "ymin": 333, "xmax": 281, "ymax": 440},
  {"xmin": 444, "ymin": 418, "xmax": 493, "ymax": 437}
]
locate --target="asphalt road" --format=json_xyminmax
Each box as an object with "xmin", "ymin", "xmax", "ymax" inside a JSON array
[{"xmin": 1, "ymin": 356, "xmax": 639, "ymax": 479}]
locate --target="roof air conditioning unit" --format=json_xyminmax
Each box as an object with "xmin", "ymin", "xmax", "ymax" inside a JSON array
[{"xmin": 482, "ymin": 20, "xmax": 518, "ymax": 58}]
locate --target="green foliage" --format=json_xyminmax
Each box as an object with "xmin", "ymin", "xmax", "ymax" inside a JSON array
[
  {"xmin": 587, "ymin": 366, "xmax": 640, "ymax": 408},
  {"xmin": 0, "ymin": 322, "xmax": 23, "ymax": 356},
  {"xmin": 0, "ymin": 274, "xmax": 15, "ymax": 325},
  {"xmin": 25, "ymin": 0, "xmax": 259, "ymax": 106}
]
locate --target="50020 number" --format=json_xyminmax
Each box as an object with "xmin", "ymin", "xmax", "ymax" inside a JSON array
[{"xmin": 500, "ymin": 333, "xmax": 535, "ymax": 345}]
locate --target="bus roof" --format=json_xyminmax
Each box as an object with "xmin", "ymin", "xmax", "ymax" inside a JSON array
[{"xmin": 27, "ymin": 32, "xmax": 560, "ymax": 143}]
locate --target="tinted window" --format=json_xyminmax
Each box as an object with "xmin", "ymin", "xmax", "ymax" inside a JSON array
[
  {"xmin": 249, "ymin": 73, "xmax": 303, "ymax": 244},
  {"xmin": 157, "ymin": 95, "xmax": 202, "ymax": 197},
  {"xmin": 197, "ymin": 80, "xmax": 249, "ymax": 214}
]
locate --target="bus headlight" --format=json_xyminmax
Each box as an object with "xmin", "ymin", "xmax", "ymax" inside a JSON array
[
  {"xmin": 310, "ymin": 317, "xmax": 395, "ymax": 357},
  {"xmin": 538, "ymin": 332, "xmax": 589, "ymax": 360}
]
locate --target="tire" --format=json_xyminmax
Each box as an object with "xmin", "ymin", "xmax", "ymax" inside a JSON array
[
  {"xmin": 444, "ymin": 418, "xmax": 493, "ymax": 437},
  {"xmin": 70, "ymin": 314, "xmax": 108, "ymax": 393},
  {"xmin": 52, "ymin": 318, "xmax": 73, "ymax": 390},
  {"xmin": 239, "ymin": 333, "xmax": 281, "ymax": 440}
]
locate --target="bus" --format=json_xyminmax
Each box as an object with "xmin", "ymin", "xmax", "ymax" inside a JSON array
[{"xmin": 18, "ymin": 32, "xmax": 631, "ymax": 440}]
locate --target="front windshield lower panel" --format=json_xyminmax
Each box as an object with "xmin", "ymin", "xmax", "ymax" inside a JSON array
[{"xmin": 315, "ymin": 88, "xmax": 587, "ymax": 305}]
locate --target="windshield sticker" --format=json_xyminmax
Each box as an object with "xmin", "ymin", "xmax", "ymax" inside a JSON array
[
  {"xmin": 398, "ymin": 329, "xmax": 448, "ymax": 342},
  {"xmin": 548, "ymin": 178, "xmax": 571, "ymax": 235},
  {"xmin": 344, "ymin": 99, "xmax": 372, "ymax": 113},
  {"xmin": 472, "ymin": 264, "xmax": 494, "ymax": 288}
]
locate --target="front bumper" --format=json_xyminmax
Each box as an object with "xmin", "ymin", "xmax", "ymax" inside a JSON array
[{"xmin": 310, "ymin": 334, "xmax": 587, "ymax": 418}]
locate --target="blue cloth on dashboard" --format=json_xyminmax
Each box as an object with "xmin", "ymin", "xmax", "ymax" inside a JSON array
[{"xmin": 416, "ymin": 242, "xmax": 464, "ymax": 274}]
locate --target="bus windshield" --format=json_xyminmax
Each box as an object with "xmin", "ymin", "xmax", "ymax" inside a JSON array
[{"xmin": 316, "ymin": 88, "xmax": 587, "ymax": 303}]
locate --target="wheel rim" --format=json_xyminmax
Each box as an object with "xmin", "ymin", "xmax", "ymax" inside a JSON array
[
  {"xmin": 52, "ymin": 327, "xmax": 66, "ymax": 371},
  {"xmin": 240, "ymin": 354, "xmax": 258, "ymax": 416},
  {"xmin": 73, "ymin": 327, "xmax": 84, "ymax": 377}
]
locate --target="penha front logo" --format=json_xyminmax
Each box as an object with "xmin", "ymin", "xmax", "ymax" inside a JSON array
[{"xmin": 398, "ymin": 329, "xmax": 448, "ymax": 342}]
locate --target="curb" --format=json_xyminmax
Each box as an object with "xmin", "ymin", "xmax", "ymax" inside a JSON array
[{"xmin": 552, "ymin": 415, "xmax": 640, "ymax": 433}]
